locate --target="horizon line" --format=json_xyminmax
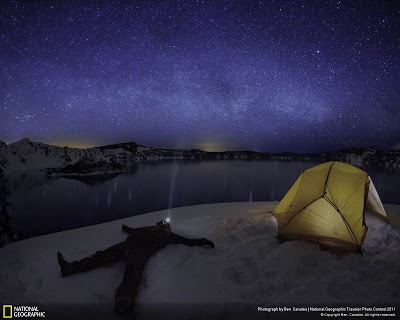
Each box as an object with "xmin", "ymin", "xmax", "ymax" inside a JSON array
[{"xmin": 0, "ymin": 137, "xmax": 392, "ymax": 154}]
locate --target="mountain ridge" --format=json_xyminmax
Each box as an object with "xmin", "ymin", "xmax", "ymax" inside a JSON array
[
  {"xmin": 0, "ymin": 138, "xmax": 399, "ymax": 174},
  {"xmin": 392, "ymin": 142, "xmax": 400, "ymax": 151}
]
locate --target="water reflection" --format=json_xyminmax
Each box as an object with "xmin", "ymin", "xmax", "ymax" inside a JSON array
[
  {"xmin": 4, "ymin": 160, "xmax": 400, "ymax": 239},
  {"xmin": 167, "ymin": 161, "xmax": 179, "ymax": 220},
  {"xmin": 62, "ymin": 173, "xmax": 123, "ymax": 187}
]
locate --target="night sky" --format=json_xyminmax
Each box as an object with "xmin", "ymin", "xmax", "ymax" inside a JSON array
[{"xmin": 1, "ymin": 0, "xmax": 399, "ymax": 153}]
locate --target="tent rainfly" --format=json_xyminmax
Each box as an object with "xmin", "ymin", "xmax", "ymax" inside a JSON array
[{"xmin": 271, "ymin": 161, "xmax": 389, "ymax": 253}]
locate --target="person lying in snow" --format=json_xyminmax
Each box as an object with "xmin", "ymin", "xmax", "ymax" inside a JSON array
[{"xmin": 56, "ymin": 220, "xmax": 215, "ymax": 315}]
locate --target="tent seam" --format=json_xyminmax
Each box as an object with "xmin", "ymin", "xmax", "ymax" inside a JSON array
[
  {"xmin": 278, "ymin": 163, "xmax": 335, "ymax": 236},
  {"xmin": 323, "ymin": 197, "xmax": 359, "ymax": 246},
  {"xmin": 278, "ymin": 196, "xmax": 320, "ymax": 236}
]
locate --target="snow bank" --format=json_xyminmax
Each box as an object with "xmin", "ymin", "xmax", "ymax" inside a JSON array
[
  {"xmin": 392, "ymin": 142, "xmax": 400, "ymax": 151},
  {"xmin": 0, "ymin": 202, "xmax": 399, "ymax": 319}
]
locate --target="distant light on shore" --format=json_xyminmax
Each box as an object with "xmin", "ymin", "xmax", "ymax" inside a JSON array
[
  {"xmin": 52, "ymin": 141, "xmax": 97, "ymax": 149},
  {"xmin": 195, "ymin": 142, "xmax": 230, "ymax": 152}
]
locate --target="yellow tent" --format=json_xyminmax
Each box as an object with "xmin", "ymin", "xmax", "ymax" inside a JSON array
[{"xmin": 271, "ymin": 161, "xmax": 389, "ymax": 253}]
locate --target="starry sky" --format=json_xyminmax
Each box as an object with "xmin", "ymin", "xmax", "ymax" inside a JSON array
[{"xmin": 1, "ymin": 0, "xmax": 399, "ymax": 153}]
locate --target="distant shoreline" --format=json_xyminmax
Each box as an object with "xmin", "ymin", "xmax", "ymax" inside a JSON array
[{"xmin": 1, "ymin": 138, "xmax": 400, "ymax": 175}]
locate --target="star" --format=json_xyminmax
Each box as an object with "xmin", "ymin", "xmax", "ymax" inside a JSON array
[{"xmin": 0, "ymin": 0, "xmax": 398, "ymax": 152}]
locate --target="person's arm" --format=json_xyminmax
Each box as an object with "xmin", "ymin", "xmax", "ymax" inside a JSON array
[
  {"xmin": 169, "ymin": 232, "xmax": 215, "ymax": 248},
  {"xmin": 122, "ymin": 224, "xmax": 155, "ymax": 235}
]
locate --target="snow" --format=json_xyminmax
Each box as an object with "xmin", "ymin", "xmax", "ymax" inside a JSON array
[
  {"xmin": 0, "ymin": 139, "xmax": 136, "ymax": 174},
  {"xmin": 136, "ymin": 146, "xmax": 148, "ymax": 153},
  {"xmin": 0, "ymin": 139, "xmax": 83, "ymax": 173},
  {"xmin": 392, "ymin": 142, "xmax": 400, "ymax": 150},
  {"xmin": 2, "ymin": 139, "xmax": 400, "ymax": 174},
  {"xmin": 0, "ymin": 202, "xmax": 399, "ymax": 320}
]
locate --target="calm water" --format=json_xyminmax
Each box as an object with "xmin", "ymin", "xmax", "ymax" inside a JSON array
[{"xmin": 4, "ymin": 160, "xmax": 400, "ymax": 238}]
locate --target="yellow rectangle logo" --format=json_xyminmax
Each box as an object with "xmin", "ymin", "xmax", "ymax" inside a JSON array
[{"xmin": 3, "ymin": 305, "xmax": 12, "ymax": 318}]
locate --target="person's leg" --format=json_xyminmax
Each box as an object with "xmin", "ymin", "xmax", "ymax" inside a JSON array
[
  {"xmin": 114, "ymin": 258, "xmax": 145, "ymax": 315},
  {"xmin": 57, "ymin": 241, "xmax": 127, "ymax": 277}
]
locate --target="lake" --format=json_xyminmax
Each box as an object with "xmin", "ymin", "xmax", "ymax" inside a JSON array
[{"xmin": 3, "ymin": 160, "xmax": 400, "ymax": 239}]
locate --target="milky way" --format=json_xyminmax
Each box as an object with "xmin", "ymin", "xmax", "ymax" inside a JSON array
[{"xmin": 1, "ymin": 0, "xmax": 399, "ymax": 152}]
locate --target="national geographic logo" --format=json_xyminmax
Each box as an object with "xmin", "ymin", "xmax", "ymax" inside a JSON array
[
  {"xmin": 2, "ymin": 305, "xmax": 45, "ymax": 318},
  {"xmin": 2, "ymin": 306, "xmax": 11, "ymax": 319}
]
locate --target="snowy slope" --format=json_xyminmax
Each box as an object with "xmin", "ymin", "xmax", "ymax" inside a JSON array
[
  {"xmin": 0, "ymin": 139, "xmax": 179, "ymax": 174},
  {"xmin": 1, "ymin": 139, "xmax": 400, "ymax": 174},
  {"xmin": 0, "ymin": 202, "xmax": 399, "ymax": 320},
  {"xmin": 0, "ymin": 138, "xmax": 83, "ymax": 173},
  {"xmin": 0, "ymin": 139, "xmax": 136, "ymax": 174},
  {"xmin": 392, "ymin": 142, "xmax": 400, "ymax": 150}
]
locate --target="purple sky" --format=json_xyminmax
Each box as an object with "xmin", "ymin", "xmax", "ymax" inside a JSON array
[{"xmin": 1, "ymin": 0, "xmax": 399, "ymax": 152}]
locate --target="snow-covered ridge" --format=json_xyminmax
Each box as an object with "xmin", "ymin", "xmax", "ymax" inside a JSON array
[
  {"xmin": 1, "ymin": 138, "xmax": 400, "ymax": 174},
  {"xmin": 392, "ymin": 142, "xmax": 400, "ymax": 150},
  {"xmin": 0, "ymin": 138, "xmax": 136, "ymax": 174}
]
